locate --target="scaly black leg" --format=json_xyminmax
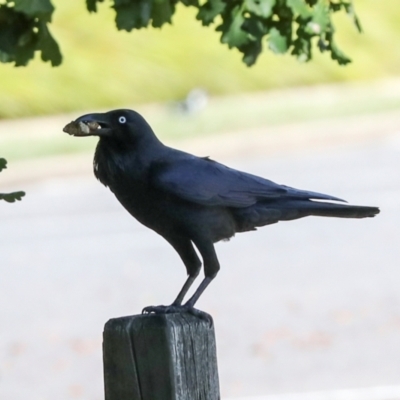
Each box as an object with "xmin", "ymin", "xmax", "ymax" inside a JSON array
[{"xmin": 142, "ymin": 237, "xmax": 201, "ymax": 315}]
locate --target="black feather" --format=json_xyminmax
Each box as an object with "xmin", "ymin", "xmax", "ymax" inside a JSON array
[{"xmin": 69, "ymin": 109, "xmax": 380, "ymax": 311}]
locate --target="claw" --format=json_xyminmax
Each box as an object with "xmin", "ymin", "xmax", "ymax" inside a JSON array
[
  {"xmin": 142, "ymin": 304, "xmax": 178, "ymax": 314},
  {"xmin": 142, "ymin": 304, "xmax": 213, "ymax": 325}
]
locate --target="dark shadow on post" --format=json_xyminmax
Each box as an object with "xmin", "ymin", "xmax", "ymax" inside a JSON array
[{"xmin": 103, "ymin": 313, "xmax": 220, "ymax": 400}]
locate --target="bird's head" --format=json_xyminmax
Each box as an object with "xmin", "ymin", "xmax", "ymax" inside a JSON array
[{"xmin": 63, "ymin": 109, "xmax": 158, "ymax": 146}]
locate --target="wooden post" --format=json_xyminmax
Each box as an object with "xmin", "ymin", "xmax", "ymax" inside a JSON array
[{"xmin": 103, "ymin": 312, "xmax": 220, "ymax": 400}]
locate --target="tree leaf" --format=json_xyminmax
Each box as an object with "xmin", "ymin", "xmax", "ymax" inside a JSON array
[
  {"xmin": 268, "ymin": 26, "xmax": 288, "ymax": 54},
  {"xmin": 14, "ymin": 35, "xmax": 37, "ymax": 66},
  {"xmin": 0, "ymin": 191, "xmax": 26, "ymax": 202},
  {"xmin": 114, "ymin": 1, "xmax": 152, "ymax": 31},
  {"xmin": 0, "ymin": 158, "xmax": 7, "ymax": 172},
  {"xmin": 114, "ymin": 0, "xmax": 133, "ymax": 5},
  {"xmin": 13, "ymin": 0, "xmax": 54, "ymax": 22},
  {"xmin": 197, "ymin": 0, "xmax": 226, "ymax": 26},
  {"xmin": 86, "ymin": 0, "xmax": 104, "ymax": 13},
  {"xmin": 37, "ymin": 21, "xmax": 62, "ymax": 66},
  {"xmin": 242, "ymin": 16, "xmax": 265, "ymax": 39},
  {"xmin": 0, "ymin": 5, "xmax": 37, "ymax": 66},
  {"xmin": 292, "ymin": 34, "xmax": 312, "ymax": 62},
  {"xmin": 241, "ymin": 38, "xmax": 262, "ymax": 66},
  {"xmin": 244, "ymin": 0, "xmax": 275, "ymax": 19},
  {"xmin": 0, "ymin": 50, "xmax": 12, "ymax": 63},
  {"xmin": 327, "ymin": 32, "xmax": 351, "ymax": 65},
  {"xmin": 0, "ymin": 158, "xmax": 25, "ymax": 202},
  {"xmin": 220, "ymin": 6, "xmax": 250, "ymax": 48},
  {"xmin": 0, "ymin": 6, "xmax": 32, "ymax": 54},
  {"xmin": 343, "ymin": 1, "xmax": 362, "ymax": 33},
  {"xmin": 286, "ymin": 0, "xmax": 311, "ymax": 19},
  {"xmin": 180, "ymin": 0, "xmax": 198, "ymax": 5},
  {"xmin": 307, "ymin": 0, "xmax": 330, "ymax": 34},
  {"xmin": 151, "ymin": 0, "xmax": 174, "ymax": 28}
]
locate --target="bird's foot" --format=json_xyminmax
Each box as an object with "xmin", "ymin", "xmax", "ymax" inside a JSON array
[
  {"xmin": 142, "ymin": 304, "xmax": 180, "ymax": 315},
  {"xmin": 142, "ymin": 304, "xmax": 212, "ymax": 324}
]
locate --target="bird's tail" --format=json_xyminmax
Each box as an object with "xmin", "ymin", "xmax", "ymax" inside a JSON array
[
  {"xmin": 234, "ymin": 200, "xmax": 380, "ymax": 232},
  {"xmin": 278, "ymin": 200, "xmax": 380, "ymax": 220}
]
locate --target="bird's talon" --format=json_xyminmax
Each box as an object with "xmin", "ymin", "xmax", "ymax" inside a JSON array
[
  {"xmin": 141, "ymin": 304, "xmax": 212, "ymax": 325},
  {"xmin": 142, "ymin": 305, "xmax": 167, "ymax": 314},
  {"xmin": 142, "ymin": 305, "xmax": 180, "ymax": 315}
]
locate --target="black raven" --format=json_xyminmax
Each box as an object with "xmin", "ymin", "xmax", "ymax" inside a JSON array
[{"xmin": 64, "ymin": 109, "xmax": 380, "ymax": 317}]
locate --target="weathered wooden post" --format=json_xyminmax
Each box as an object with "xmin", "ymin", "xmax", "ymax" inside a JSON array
[{"xmin": 103, "ymin": 312, "xmax": 220, "ymax": 400}]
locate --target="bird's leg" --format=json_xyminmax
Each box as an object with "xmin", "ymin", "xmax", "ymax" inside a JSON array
[
  {"xmin": 171, "ymin": 275, "xmax": 198, "ymax": 306},
  {"xmin": 142, "ymin": 277, "xmax": 197, "ymax": 315},
  {"xmin": 142, "ymin": 239, "xmax": 219, "ymax": 322},
  {"xmin": 170, "ymin": 238, "xmax": 201, "ymax": 305},
  {"xmin": 181, "ymin": 239, "xmax": 220, "ymax": 320},
  {"xmin": 183, "ymin": 276, "xmax": 213, "ymax": 308},
  {"xmin": 142, "ymin": 238, "xmax": 201, "ymax": 315}
]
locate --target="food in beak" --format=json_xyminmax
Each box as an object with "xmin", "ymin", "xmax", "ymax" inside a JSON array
[{"xmin": 63, "ymin": 120, "xmax": 100, "ymax": 136}]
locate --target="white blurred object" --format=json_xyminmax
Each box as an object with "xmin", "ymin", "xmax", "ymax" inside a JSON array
[{"xmin": 173, "ymin": 88, "xmax": 209, "ymax": 115}]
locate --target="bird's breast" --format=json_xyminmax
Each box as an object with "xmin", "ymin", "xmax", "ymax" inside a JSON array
[{"xmin": 108, "ymin": 172, "xmax": 168, "ymax": 228}]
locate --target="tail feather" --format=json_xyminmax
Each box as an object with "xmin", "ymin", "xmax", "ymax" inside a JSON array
[
  {"xmin": 234, "ymin": 200, "xmax": 380, "ymax": 232},
  {"xmin": 278, "ymin": 200, "xmax": 380, "ymax": 220},
  {"xmin": 282, "ymin": 185, "xmax": 347, "ymax": 203}
]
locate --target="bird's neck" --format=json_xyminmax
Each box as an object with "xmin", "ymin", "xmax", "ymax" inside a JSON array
[{"xmin": 93, "ymin": 136, "xmax": 165, "ymax": 188}]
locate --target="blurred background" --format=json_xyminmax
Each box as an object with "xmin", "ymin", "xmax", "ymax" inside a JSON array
[{"xmin": 1, "ymin": 0, "xmax": 400, "ymax": 399}]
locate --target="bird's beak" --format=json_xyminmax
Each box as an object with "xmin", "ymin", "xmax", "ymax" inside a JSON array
[{"xmin": 63, "ymin": 113, "xmax": 112, "ymax": 138}]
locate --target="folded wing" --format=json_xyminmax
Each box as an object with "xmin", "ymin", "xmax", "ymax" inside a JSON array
[{"xmin": 151, "ymin": 156, "xmax": 345, "ymax": 208}]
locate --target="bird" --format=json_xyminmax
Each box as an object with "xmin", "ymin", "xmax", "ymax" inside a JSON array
[{"xmin": 64, "ymin": 109, "xmax": 380, "ymax": 318}]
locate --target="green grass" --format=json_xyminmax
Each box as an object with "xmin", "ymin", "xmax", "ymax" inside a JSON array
[{"xmin": 1, "ymin": 1, "xmax": 400, "ymax": 119}]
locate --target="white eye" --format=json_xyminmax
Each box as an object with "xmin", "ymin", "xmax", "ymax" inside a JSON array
[{"xmin": 118, "ymin": 116, "xmax": 127, "ymax": 124}]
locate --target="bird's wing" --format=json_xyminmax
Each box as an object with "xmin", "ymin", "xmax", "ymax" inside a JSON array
[{"xmin": 151, "ymin": 156, "xmax": 345, "ymax": 208}]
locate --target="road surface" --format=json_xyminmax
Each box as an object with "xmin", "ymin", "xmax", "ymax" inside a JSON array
[{"xmin": 1, "ymin": 117, "xmax": 399, "ymax": 400}]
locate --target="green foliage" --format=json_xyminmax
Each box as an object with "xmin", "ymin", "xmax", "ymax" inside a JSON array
[
  {"xmin": 209, "ymin": 0, "xmax": 361, "ymax": 66},
  {"xmin": 0, "ymin": 0, "xmax": 360, "ymax": 67},
  {"xmin": 0, "ymin": 158, "xmax": 25, "ymax": 202},
  {"xmin": 94, "ymin": 0, "xmax": 361, "ymax": 66},
  {"xmin": 86, "ymin": 0, "xmax": 104, "ymax": 13},
  {"xmin": 2, "ymin": 0, "xmax": 399, "ymax": 119},
  {"xmin": 0, "ymin": 0, "xmax": 61, "ymax": 66}
]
